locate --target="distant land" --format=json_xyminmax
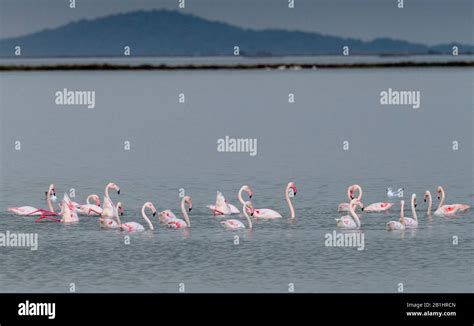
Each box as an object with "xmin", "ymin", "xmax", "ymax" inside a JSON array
[{"xmin": 0, "ymin": 10, "xmax": 473, "ymax": 58}]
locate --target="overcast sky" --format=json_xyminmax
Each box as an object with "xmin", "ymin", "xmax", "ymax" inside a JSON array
[{"xmin": 0, "ymin": 0, "xmax": 472, "ymax": 45}]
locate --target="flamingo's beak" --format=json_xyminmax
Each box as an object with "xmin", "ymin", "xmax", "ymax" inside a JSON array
[
  {"xmin": 117, "ymin": 189, "xmax": 121, "ymax": 195},
  {"xmin": 250, "ymin": 211, "xmax": 254, "ymax": 216},
  {"xmin": 438, "ymin": 196, "xmax": 440, "ymax": 200},
  {"xmin": 153, "ymin": 211, "xmax": 156, "ymax": 217},
  {"xmin": 189, "ymin": 207, "xmax": 192, "ymax": 212},
  {"xmin": 424, "ymin": 198, "xmax": 426, "ymax": 202},
  {"xmin": 414, "ymin": 204, "xmax": 417, "ymax": 208},
  {"xmin": 249, "ymin": 195, "xmax": 252, "ymax": 199}
]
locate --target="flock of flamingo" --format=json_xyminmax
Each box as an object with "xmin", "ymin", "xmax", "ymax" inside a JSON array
[
  {"xmin": 6, "ymin": 182, "xmax": 298, "ymax": 231},
  {"xmin": 336, "ymin": 184, "xmax": 470, "ymax": 231},
  {"xmin": 6, "ymin": 182, "xmax": 469, "ymax": 232}
]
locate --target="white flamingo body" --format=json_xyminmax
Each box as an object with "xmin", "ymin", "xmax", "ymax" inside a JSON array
[
  {"xmin": 99, "ymin": 202, "xmax": 123, "ymax": 229},
  {"xmin": 76, "ymin": 194, "xmax": 102, "ymax": 216},
  {"xmin": 220, "ymin": 219, "xmax": 246, "ymax": 230},
  {"xmin": 335, "ymin": 199, "xmax": 363, "ymax": 229},
  {"xmin": 101, "ymin": 183, "xmax": 120, "ymax": 218},
  {"xmin": 238, "ymin": 183, "xmax": 297, "ymax": 219},
  {"xmin": 60, "ymin": 193, "xmax": 79, "ymax": 223},
  {"xmin": 252, "ymin": 209, "xmax": 282, "ymax": 219},
  {"xmin": 386, "ymin": 200, "xmax": 406, "ymax": 231},
  {"xmin": 221, "ymin": 201, "xmax": 254, "ymax": 230},
  {"xmin": 119, "ymin": 202, "xmax": 156, "ymax": 233},
  {"xmin": 434, "ymin": 186, "xmax": 470, "ymax": 217},
  {"xmin": 207, "ymin": 191, "xmax": 236, "ymax": 215},
  {"xmin": 338, "ymin": 185, "xmax": 360, "ymax": 212},
  {"xmin": 365, "ymin": 202, "xmax": 394, "ymax": 212},
  {"xmin": 162, "ymin": 196, "xmax": 192, "ymax": 230},
  {"xmin": 8, "ymin": 184, "xmax": 58, "ymax": 216}
]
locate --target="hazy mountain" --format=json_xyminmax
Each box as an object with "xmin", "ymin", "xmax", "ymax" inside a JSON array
[{"xmin": 0, "ymin": 10, "xmax": 472, "ymax": 57}]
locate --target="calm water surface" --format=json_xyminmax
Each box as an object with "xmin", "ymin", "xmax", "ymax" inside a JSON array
[{"xmin": 0, "ymin": 68, "xmax": 472, "ymax": 292}]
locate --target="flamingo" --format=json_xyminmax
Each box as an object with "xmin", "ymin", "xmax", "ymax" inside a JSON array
[
  {"xmin": 424, "ymin": 190, "xmax": 432, "ymax": 215},
  {"xmin": 75, "ymin": 194, "xmax": 102, "ymax": 216},
  {"xmin": 221, "ymin": 201, "xmax": 254, "ymax": 230},
  {"xmin": 165, "ymin": 196, "xmax": 193, "ymax": 229},
  {"xmin": 58, "ymin": 193, "xmax": 79, "ymax": 223},
  {"xmin": 251, "ymin": 182, "xmax": 297, "ymax": 219},
  {"xmin": 347, "ymin": 185, "xmax": 393, "ymax": 212},
  {"xmin": 99, "ymin": 202, "xmax": 123, "ymax": 229},
  {"xmin": 119, "ymin": 202, "xmax": 156, "ymax": 232},
  {"xmin": 434, "ymin": 186, "xmax": 470, "ymax": 217},
  {"xmin": 7, "ymin": 184, "xmax": 58, "ymax": 216},
  {"xmin": 403, "ymin": 194, "xmax": 418, "ymax": 228},
  {"xmin": 386, "ymin": 201, "xmax": 406, "ymax": 231},
  {"xmin": 335, "ymin": 199, "xmax": 364, "ymax": 229},
  {"xmin": 338, "ymin": 184, "xmax": 361, "ymax": 212},
  {"xmin": 206, "ymin": 191, "xmax": 237, "ymax": 215},
  {"xmin": 101, "ymin": 183, "xmax": 120, "ymax": 218}
]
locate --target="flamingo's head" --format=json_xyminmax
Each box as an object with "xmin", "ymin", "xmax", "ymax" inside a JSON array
[
  {"xmin": 48, "ymin": 184, "xmax": 57, "ymax": 202},
  {"xmin": 242, "ymin": 185, "xmax": 253, "ymax": 199},
  {"xmin": 116, "ymin": 202, "xmax": 124, "ymax": 216},
  {"xmin": 412, "ymin": 193, "xmax": 417, "ymax": 208},
  {"xmin": 350, "ymin": 198, "xmax": 364, "ymax": 211},
  {"xmin": 184, "ymin": 196, "xmax": 193, "ymax": 212},
  {"xmin": 424, "ymin": 190, "xmax": 430, "ymax": 202},
  {"xmin": 108, "ymin": 183, "xmax": 120, "ymax": 195},
  {"xmin": 436, "ymin": 186, "xmax": 442, "ymax": 200},
  {"xmin": 244, "ymin": 201, "xmax": 254, "ymax": 216},
  {"xmin": 288, "ymin": 182, "xmax": 297, "ymax": 196},
  {"xmin": 145, "ymin": 202, "xmax": 156, "ymax": 216},
  {"xmin": 90, "ymin": 194, "xmax": 101, "ymax": 207}
]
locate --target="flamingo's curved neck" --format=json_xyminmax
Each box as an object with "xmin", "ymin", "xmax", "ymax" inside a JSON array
[
  {"xmin": 105, "ymin": 184, "xmax": 112, "ymax": 201},
  {"xmin": 243, "ymin": 206, "xmax": 253, "ymax": 229},
  {"xmin": 438, "ymin": 188, "xmax": 445, "ymax": 209},
  {"xmin": 353, "ymin": 184, "xmax": 363, "ymax": 201},
  {"xmin": 349, "ymin": 203, "xmax": 360, "ymax": 227},
  {"xmin": 286, "ymin": 185, "xmax": 295, "ymax": 219},
  {"xmin": 426, "ymin": 192, "xmax": 432, "ymax": 215},
  {"xmin": 411, "ymin": 197, "xmax": 417, "ymax": 221},
  {"xmin": 86, "ymin": 194, "xmax": 95, "ymax": 205},
  {"xmin": 181, "ymin": 198, "xmax": 191, "ymax": 227},
  {"xmin": 46, "ymin": 186, "xmax": 54, "ymax": 212},
  {"xmin": 400, "ymin": 201, "xmax": 405, "ymax": 224},
  {"xmin": 141, "ymin": 205, "xmax": 155, "ymax": 231},
  {"xmin": 238, "ymin": 186, "xmax": 246, "ymax": 205},
  {"xmin": 115, "ymin": 204, "xmax": 122, "ymax": 225},
  {"xmin": 349, "ymin": 202, "xmax": 360, "ymax": 227}
]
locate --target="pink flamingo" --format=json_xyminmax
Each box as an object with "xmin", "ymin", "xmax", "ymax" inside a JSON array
[
  {"xmin": 101, "ymin": 183, "xmax": 120, "ymax": 218},
  {"xmin": 338, "ymin": 185, "xmax": 360, "ymax": 212},
  {"xmin": 349, "ymin": 185, "xmax": 393, "ymax": 212},
  {"xmin": 386, "ymin": 201, "xmax": 406, "ymax": 231},
  {"xmin": 99, "ymin": 202, "xmax": 123, "ymax": 229},
  {"xmin": 402, "ymin": 194, "xmax": 418, "ymax": 228},
  {"xmin": 221, "ymin": 201, "xmax": 254, "ymax": 230},
  {"xmin": 164, "ymin": 196, "xmax": 193, "ymax": 229},
  {"xmin": 434, "ymin": 186, "xmax": 470, "ymax": 217},
  {"xmin": 250, "ymin": 182, "xmax": 297, "ymax": 219},
  {"xmin": 119, "ymin": 202, "xmax": 156, "ymax": 232},
  {"xmin": 58, "ymin": 193, "xmax": 79, "ymax": 223},
  {"xmin": 75, "ymin": 194, "xmax": 102, "ymax": 216},
  {"xmin": 7, "ymin": 184, "xmax": 58, "ymax": 216},
  {"xmin": 424, "ymin": 190, "xmax": 432, "ymax": 215},
  {"xmin": 335, "ymin": 199, "xmax": 364, "ymax": 229},
  {"xmin": 206, "ymin": 191, "xmax": 238, "ymax": 215}
]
